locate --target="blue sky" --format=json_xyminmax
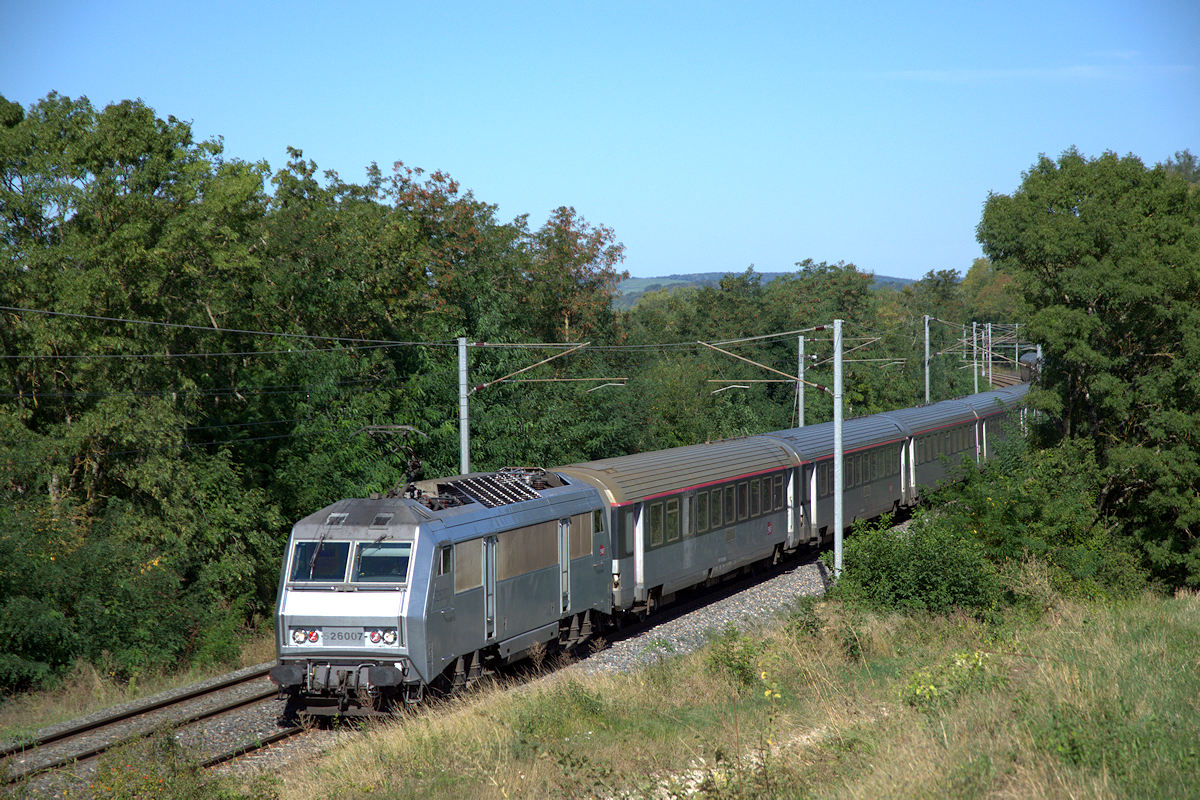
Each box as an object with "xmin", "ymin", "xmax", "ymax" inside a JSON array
[{"xmin": 3, "ymin": 1, "xmax": 1197, "ymax": 281}]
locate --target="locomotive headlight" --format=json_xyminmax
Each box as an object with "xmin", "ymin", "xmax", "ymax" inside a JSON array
[
  {"xmin": 383, "ymin": 630, "xmax": 397, "ymax": 645},
  {"xmin": 369, "ymin": 630, "xmax": 382, "ymax": 644},
  {"xmin": 291, "ymin": 629, "xmax": 307, "ymax": 644},
  {"xmin": 307, "ymin": 630, "xmax": 319, "ymax": 643}
]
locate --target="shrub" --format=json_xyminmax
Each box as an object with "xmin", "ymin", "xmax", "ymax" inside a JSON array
[
  {"xmin": 705, "ymin": 624, "xmax": 764, "ymax": 691},
  {"xmin": 923, "ymin": 438, "xmax": 1149, "ymax": 599},
  {"xmin": 784, "ymin": 595, "xmax": 822, "ymax": 640},
  {"xmin": 899, "ymin": 649, "xmax": 1001, "ymax": 712},
  {"xmin": 829, "ymin": 515, "xmax": 1001, "ymax": 614}
]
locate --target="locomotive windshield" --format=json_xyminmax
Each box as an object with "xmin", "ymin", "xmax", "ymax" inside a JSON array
[
  {"xmin": 352, "ymin": 542, "xmax": 412, "ymax": 583},
  {"xmin": 289, "ymin": 541, "xmax": 350, "ymax": 582}
]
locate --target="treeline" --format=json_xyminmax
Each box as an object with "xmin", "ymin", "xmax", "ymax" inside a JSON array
[{"xmin": 0, "ymin": 93, "xmax": 1009, "ymax": 692}]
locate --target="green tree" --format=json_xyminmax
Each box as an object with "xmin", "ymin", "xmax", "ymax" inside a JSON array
[
  {"xmin": 1163, "ymin": 149, "xmax": 1198, "ymax": 183},
  {"xmin": 526, "ymin": 205, "xmax": 627, "ymax": 342},
  {"xmin": 978, "ymin": 147, "xmax": 1200, "ymax": 585}
]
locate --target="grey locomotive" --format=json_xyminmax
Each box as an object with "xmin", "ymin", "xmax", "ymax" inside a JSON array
[{"xmin": 269, "ymin": 384, "xmax": 1027, "ymax": 715}]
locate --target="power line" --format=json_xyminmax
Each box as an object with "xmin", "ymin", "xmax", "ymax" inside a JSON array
[
  {"xmin": 0, "ymin": 416, "xmax": 316, "ymax": 446},
  {"xmin": 0, "ymin": 430, "xmax": 331, "ymax": 466},
  {"xmin": 0, "ymin": 304, "xmax": 454, "ymax": 347},
  {"xmin": 0, "ymin": 343, "xmax": 408, "ymax": 360},
  {"xmin": 0, "ymin": 377, "xmax": 384, "ymax": 400}
]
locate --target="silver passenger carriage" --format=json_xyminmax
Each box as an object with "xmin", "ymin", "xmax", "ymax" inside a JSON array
[
  {"xmin": 560, "ymin": 437, "xmax": 797, "ymax": 613},
  {"xmin": 764, "ymin": 414, "xmax": 909, "ymax": 546}
]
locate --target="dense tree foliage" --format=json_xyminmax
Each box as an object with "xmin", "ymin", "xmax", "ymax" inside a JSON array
[
  {"xmin": 978, "ymin": 147, "xmax": 1200, "ymax": 586},
  {"xmin": 0, "ymin": 93, "xmax": 1018, "ymax": 692}
]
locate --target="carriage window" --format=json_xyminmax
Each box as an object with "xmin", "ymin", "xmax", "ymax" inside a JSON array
[
  {"xmin": 697, "ymin": 492, "xmax": 709, "ymax": 533},
  {"xmin": 737, "ymin": 482, "xmax": 749, "ymax": 521},
  {"xmin": 711, "ymin": 488, "xmax": 723, "ymax": 529},
  {"xmin": 725, "ymin": 485, "xmax": 736, "ymax": 525},
  {"xmin": 649, "ymin": 502, "xmax": 664, "ymax": 548},
  {"xmin": 774, "ymin": 475, "xmax": 785, "ymax": 509},
  {"xmin": 750, "ymin": 479, "xmax": 761, "ymax": 517},
  {"xmin": 289, "ymin": 541, "xmax": 350, "ymax": 582},
  {"xmin": 666, "ymin": 498, "xmax": 681, "ymax": 542},
  {"xmin": 353, "ymin": 542, "xmax": 412, "ymax": 583}
]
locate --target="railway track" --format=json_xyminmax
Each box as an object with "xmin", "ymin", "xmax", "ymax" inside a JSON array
[
  {"xmin": 0, "ymin": 663, "xmax": 302, "ymax": 786},
  {"xmin": 0, "ymin": 543, "xmax": 833, "ymax": 788}
]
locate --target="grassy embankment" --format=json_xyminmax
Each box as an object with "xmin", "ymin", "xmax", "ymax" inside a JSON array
[{"xmin": 281, "ymin": 585, "xmax": 1200, "ymax": 800}]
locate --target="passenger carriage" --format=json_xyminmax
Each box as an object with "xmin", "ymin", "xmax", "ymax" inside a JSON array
[{"xmin": 559, "ymin": 436, "xmax": 796, "ymax": 613}]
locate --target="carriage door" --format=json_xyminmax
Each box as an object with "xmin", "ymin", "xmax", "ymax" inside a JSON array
[
  {"xmin": 484, "ymin": 535, "xmax": 497, "ymax": 641},
  {"xmin": 558, "ymin": 518, "xmax": 571, "ymax": 613}
]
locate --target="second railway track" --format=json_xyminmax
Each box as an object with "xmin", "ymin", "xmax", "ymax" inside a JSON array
[{"xmin": 1, "ymin": 662, "xmax": 289, "ymax": 786}]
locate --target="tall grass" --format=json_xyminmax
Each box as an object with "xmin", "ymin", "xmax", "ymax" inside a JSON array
[{"xmin": 281, "ymin": 590, "xmax": 1200, "ymax": 800}]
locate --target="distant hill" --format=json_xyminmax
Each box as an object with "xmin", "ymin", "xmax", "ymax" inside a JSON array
[{"xmin": 613, "ymin": 271, "xmax": 916, "ymax": 310}]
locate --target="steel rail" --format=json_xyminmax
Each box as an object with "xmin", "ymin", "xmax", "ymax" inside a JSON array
[
  {"xmin": 1, "ymin": 668, "xmax": 278, "ymax": 783},
  {"xmin": 199, "ymin": 724, "xmax": 307, "ymax": 769}
]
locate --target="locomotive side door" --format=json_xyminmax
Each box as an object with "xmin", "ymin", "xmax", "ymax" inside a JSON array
[
  {"xmin": 484, "ymin": 535, "xmax": 497, "ymax": 641},
  {"xmin": 558, "ymin": 518, "xmax": 571, "ymax": 613},
  {"xmin": 426, "ymin": 543, "xmax": 455, "ymax": 674}
]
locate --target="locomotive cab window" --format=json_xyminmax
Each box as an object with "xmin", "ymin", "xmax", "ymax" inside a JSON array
[
  {"xmin": 289, "ymin": 541, "xmax": 350, "ymax": 582},
  {"xmin": 437, "ymin": 545, "xmax": 453, "ymax": 577},
  {"xmin": 353, "ymin": 542, "xmax": 412, "ymax": 583}
]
